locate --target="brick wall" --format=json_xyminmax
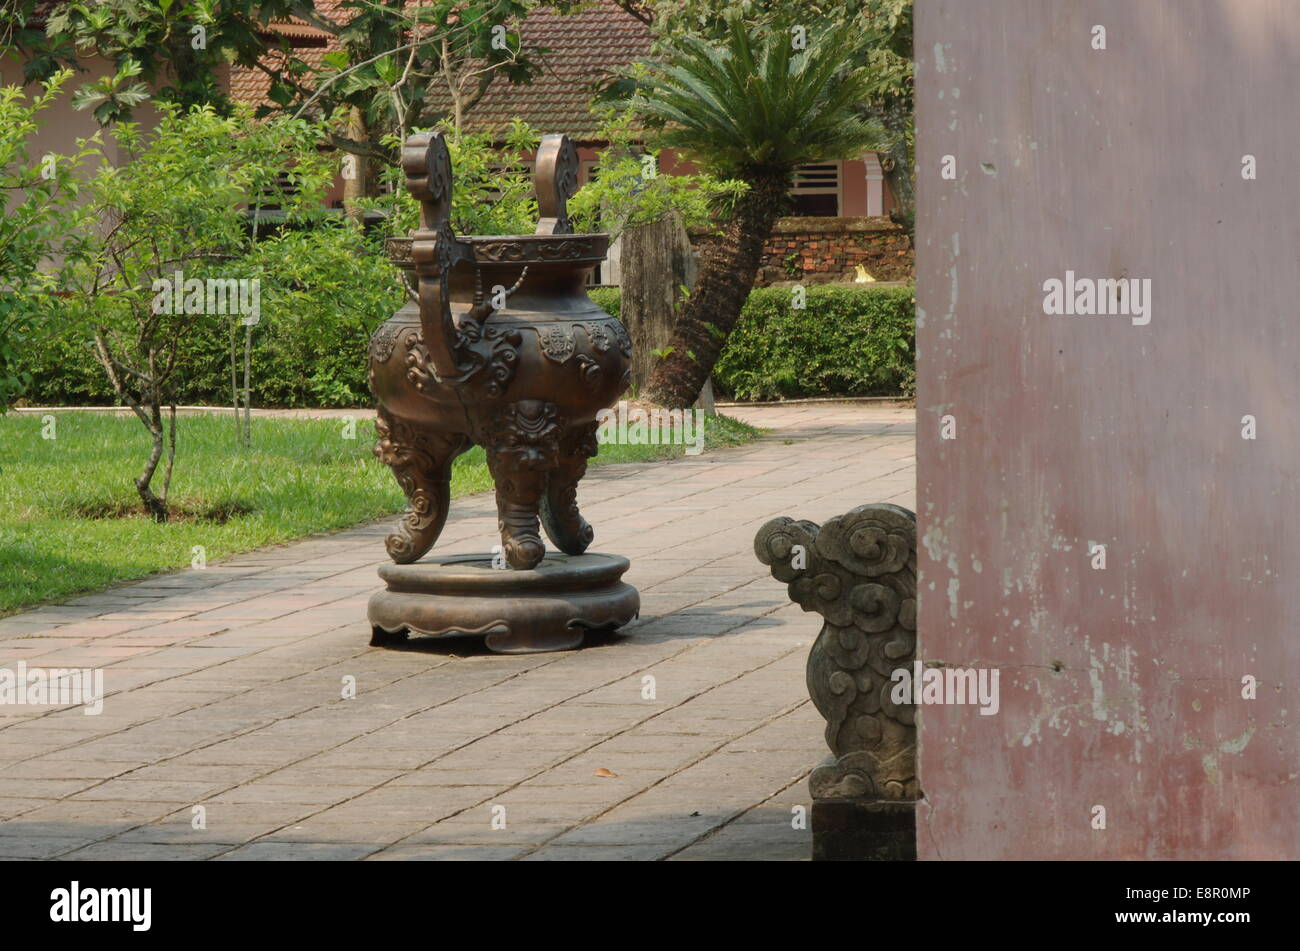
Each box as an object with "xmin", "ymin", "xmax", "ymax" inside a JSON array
[{"xmin": 689, "ymin": 216, "xmax": 914, "ymax": 287}]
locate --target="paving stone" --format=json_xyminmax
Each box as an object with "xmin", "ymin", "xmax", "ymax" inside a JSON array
[
  {"xmin": 8, "ymin": 799, "xmax": 188, "ymax": 825},
  {"xmin": 0, "ymin": 778, "xmax": 101, "ymax": 799},
  {"xmin": 548, "ymin": 816, "xmax": 720, "ymax": 848},
  {"xmin": 109, "ymin": 803, "xmax": 322, "ymax": 844},
  {"xmin": 400, "ymin": 817, "xmax": 571, "ymax": 846},
  {"xmin": 668, "ymin": 821, "xmax": 812, "ymax": 861},
  {"xmin": 70, "ymin": 779, "xmax": 233, "ymax": 802},
  {"xmin": 206, "ymin": 784, "xmax": 372, "ymax": 806},
  {"xmin": 314, "ymin": 785, "xmax": 503, "ymax": 820},
  {"xmin": 258, "ymin": 819, "xmax": 431, "ymax": 845},
  {"xmin": 3, "ymin": 758, "xmax": 140, "ymax": 780},
  {"xmin": 0, "ymin": 835, "xmax": 98, "ymax": 859}
]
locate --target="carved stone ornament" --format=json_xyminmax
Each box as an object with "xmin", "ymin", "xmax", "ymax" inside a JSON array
[{"xmin": 755, "ymin": 503, "xmax": 919, "ymax": 802}]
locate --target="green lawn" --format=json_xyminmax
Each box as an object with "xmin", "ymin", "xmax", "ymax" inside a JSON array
[{"xmin": 0, "ymin": 410, "xmax": 759, "ymax": 616}]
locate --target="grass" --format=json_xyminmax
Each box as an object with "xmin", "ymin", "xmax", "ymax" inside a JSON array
[{"xmin": 0, "ymin": 409, "xmax": 760, "ymax": 616}]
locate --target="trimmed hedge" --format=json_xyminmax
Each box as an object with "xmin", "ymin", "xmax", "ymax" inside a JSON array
[
  {"xmin": 22, "ymin": 311, "xmax": 392, "ymax": 410},
  {"xmin": 592, "ymin": 283, "xmax": 914, "ymax": 401},
  {"xmin": 21, "ymin": 280, "xmax": 913, "ymax": 408},
  {"xmin": 714, "ymin": 284, "xmax": 915, "ymax": 400}
]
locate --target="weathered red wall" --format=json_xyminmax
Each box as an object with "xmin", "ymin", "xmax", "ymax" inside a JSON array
[
  {"xmin": 915, "ymin": 0, "xmax": 1299, "ymax": 859},
  {"xmin": 691, "ymin": 218, "xmax": 912, "ymax": 286}
]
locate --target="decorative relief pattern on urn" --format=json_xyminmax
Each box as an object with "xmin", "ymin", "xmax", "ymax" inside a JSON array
[
  {"xmin": 581, "ymin": 322, "xmax": 612, "ymax": 353},
  {"xmin": 539, "ymin": 324, "xmax": 576, "ymax": 363},
  {"xmin": 369, "ymin": 322, "xmax": 405, "ymax": 364}
]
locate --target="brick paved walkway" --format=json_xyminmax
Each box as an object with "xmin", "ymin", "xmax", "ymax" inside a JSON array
[{"xmin": 0, "ymin": 404, "xmax": 914, "ymax": 861}]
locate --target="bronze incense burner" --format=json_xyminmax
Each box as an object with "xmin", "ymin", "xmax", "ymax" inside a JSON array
[{"xmin": 366, "ymin": 131, "xmax": 638, "ymax": 653}]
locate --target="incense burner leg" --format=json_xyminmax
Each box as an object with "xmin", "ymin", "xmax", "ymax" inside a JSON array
[
  {"xmin": 373, "ymin": 407, "xmax": 469, "ymax": 565},
  {"xmin": 541, "ymin": 422, "xmax": 599, "ymax": 555},
  {"xmin": 483, "ymin": 400, "xmax": 563, "ymax": 570}
]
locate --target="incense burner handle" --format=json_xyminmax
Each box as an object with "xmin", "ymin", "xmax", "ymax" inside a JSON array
[
  {"xmin": 534, "ymin": 133, "xmax": 580, "ymax": 235},
  {"xmin": 403, "ymin": 131, "xmax": 470, "ymax": 381}
]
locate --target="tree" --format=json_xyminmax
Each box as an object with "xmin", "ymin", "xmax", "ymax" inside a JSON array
[
  {"xmin": 852, "ymin": 0, "xmax": 913, "ymax": 234},
  {"xmin": 630, "ymin": 15, "xmax": 885, "ymax": 408},
  {"xmin": 609, "ymin": 0, "xmax": 914, "ymax": 231},
  {"xmin": 565, "ymin": 108, "xmax": 745, "ymax": 241},
  {"xmin": 20, "ymin": 1, "xmax": 574, "ymax": 207},
  {"xmin": 291, "ymin": 0, "xmax": 571, "ymax": 211},
  {"xmin": 60, "ymin": 104, "xmax": 334, "ymax": 520},
  {"xmin": 28, "ymin": 0, "xmax": 305, "ymax": 116},
  {"xmin": 362, "ymin": 107, "xmax": 739, "ymax": 240}
]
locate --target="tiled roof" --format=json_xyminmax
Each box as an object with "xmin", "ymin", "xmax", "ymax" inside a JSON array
[
  {"xmin": 227, "ymin": 0, "xmax": 650, "ymax": 141},
  {"xmin": 453, "ymin": 2, "xmax": 651, "ymax": 140},
  {"xmin": 228, "ymin": 46, "xmax": 332, "ymax": 111},
  {"xmin": 228, "ymin": 0, "xmax": 358, "ymax": 107}
]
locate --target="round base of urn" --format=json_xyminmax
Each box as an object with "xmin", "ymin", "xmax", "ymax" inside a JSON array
[{"xmin": 368, "ymin": 553, "xmax": 639, "ymax": 654}]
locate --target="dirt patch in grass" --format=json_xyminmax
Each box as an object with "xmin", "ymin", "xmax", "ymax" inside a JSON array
[{"xmin": 69, "ymin": 497, "xmax": 255, "ymax": 523}]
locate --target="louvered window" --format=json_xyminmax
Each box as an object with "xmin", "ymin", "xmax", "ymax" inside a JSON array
[{"xmin": 789, "ymin": 163, "xmax": 841, "ymax": 216}]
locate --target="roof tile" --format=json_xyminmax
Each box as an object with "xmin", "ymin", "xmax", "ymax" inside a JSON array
[{"xmin": 228, "ymin": 0, "xmax": 650, "ymax": 141}]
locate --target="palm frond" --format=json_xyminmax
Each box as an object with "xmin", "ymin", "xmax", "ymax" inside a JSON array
[{"xmin": 628, "ymin": 15, "xmax": 885, "ymax": 179}]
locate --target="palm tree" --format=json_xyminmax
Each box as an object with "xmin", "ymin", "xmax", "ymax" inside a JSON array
[{"xmin": 630, "ymin": 16, "xmax": 885, "ymax": 408}]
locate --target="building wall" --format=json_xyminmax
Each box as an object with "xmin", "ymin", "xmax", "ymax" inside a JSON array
[
  {"xmin": 661, "ymin": 148, "xmax": 896, "ymax": 217},
  {"xmin": 915, "ymin": 0, "xmax": 1299, "ymax": 860},
  {"xmin": 2, "ymin": 51, "xmax": 152, "ymax": 169},
  {"xmin": 691, "ymin": 216, "xmax": 912, "ymax": 286}
]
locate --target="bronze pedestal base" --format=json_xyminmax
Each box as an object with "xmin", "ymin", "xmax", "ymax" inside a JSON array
[{"xmin": 368, "ymin": 553, "xmax": 639, "ymax": 654}]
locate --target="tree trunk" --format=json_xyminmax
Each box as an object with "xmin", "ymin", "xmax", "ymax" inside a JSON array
[
  {"xmin": 343, "ymin": 106, "xmax": 370, "ymax": 221},
  {"xmin": 644, "ymin": 171, "xmax": 789, "ymax": 409},
  {"xmin": 242, "ymin": 322, "xmax": 253, "ymax": 446},
  {"xmin": 161, "ymin": 403, "xmax": 177, "ymax": 509},
  {"xmin": 879, "ymin": 99, "xmax": 914, "ymax": 237},
  {"xmin": 619, "ymin": 211, "xmax": 696, "ymax": 396},
  {"xmin": 91, "ymin": 332, "xmax": 169, "ymax": 521},
  {"xmin": 136, "ymin": 401, "xmax": 168, "ymax": 522}
]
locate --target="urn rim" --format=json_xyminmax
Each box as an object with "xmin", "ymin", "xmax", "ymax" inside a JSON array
[{"xmin": 385, "ymin": 233, "xmax": 611, "ymax": 267}]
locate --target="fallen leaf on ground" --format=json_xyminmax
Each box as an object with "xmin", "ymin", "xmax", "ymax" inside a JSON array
[{"xmin": 593, "ymin": 768, "xmax": 619, "ymax": 778}]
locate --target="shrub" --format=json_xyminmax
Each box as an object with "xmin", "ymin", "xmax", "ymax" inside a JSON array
[
  {"xmin": 587, "ymin": 286, "xmax": 621, "ymax": 320},
  {"xmin": 714, "ymin": 284, "xmax": 915, "ymax": 400},
  {"xmin": 24, "ymin": 223, "xmax": 401, "ymax": 410},
  {"xmin": 586, "ymin": 283, "xmax": 914, "ymax": 402},
  {"xmin": 24, "ymin": 280, "xmax": 912, "ymax": 409},
  {"xmin": 1, "ymin": 72, "xmax": 99, "ymax": 411}
]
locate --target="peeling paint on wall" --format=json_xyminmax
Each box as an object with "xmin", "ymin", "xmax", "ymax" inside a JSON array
[{"xmin": 916, "ymin": 0, "xmax": 1299, "ymax": 860}]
